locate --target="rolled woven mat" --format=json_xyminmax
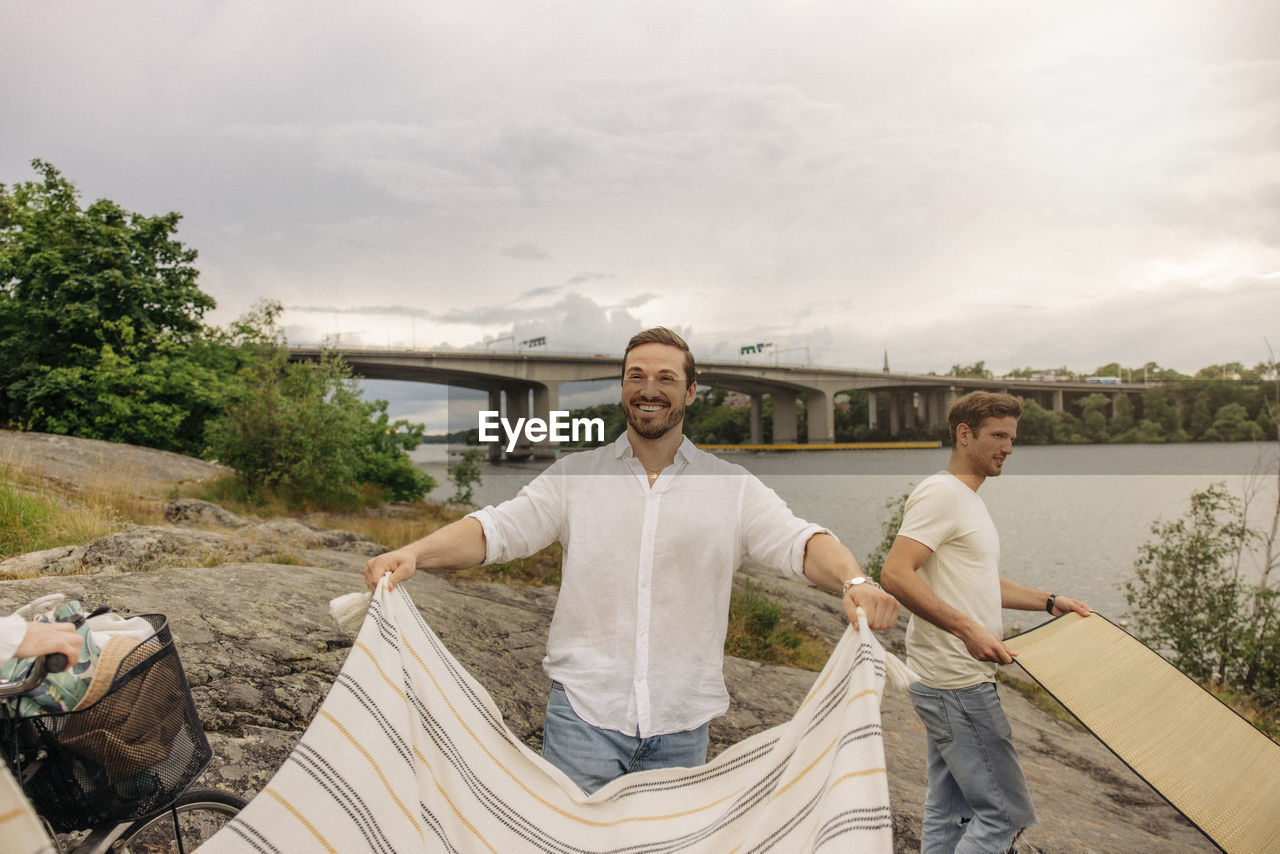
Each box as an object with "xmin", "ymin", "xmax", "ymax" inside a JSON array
[{"xmin": 1006, "ymin": 612, "xmax": 1280, "ymax": 854}]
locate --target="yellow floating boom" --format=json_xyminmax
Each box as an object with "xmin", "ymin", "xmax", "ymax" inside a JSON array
[{"xmin": 697, "ymin": 441, "xmax": 941, "ymax": 451}]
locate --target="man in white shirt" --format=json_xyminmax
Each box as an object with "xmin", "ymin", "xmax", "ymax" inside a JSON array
[
  {"xmin": 881, "ymin": 391, "xmax": 1091, "ymax": 853},
  {"xmin": 365, "ymin": 327, "xmax": 899, "ymax": 793}
]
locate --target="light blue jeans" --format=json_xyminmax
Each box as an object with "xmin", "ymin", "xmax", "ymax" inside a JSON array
[
  {"xmin": 542, "ymin": 682, "xmax": 710, "ymax": 795},
  {"xmin": 908, "ymin": 681, "xmax": 1037, "ymax": 854}
]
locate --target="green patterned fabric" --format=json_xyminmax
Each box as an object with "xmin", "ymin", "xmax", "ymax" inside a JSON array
[{"xmin": 0, "ymin": 600, "xmax": 102, "ymax": 718}]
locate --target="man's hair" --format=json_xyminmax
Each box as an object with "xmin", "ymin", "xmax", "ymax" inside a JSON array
[
  {"xmin": 623, "ymin": 327, "xmax": 696, "ymax": 387},
  {"xmin": 947, "ymin": 391, "xmax": 1024, "ymax": 443}
]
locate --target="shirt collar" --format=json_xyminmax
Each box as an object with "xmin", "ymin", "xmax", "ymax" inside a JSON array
[{"xmin": 611, "ymin": 431, "xmax": 697, "ymax": 463}]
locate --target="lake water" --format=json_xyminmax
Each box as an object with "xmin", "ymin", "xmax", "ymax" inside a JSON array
[{"xmin": 412, "ymin": 442, "xmax": 1279, "ymax": 629}]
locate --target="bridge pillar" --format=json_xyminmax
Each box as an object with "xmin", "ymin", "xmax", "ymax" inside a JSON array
[
  {"xmin": 750, "ymin": 395, "xmax": 764, "ymax": 444},
  {"xmin": 867, "ymin": 392, "xmax": 878, "ymax": 430},
  {"xmin": 888, "ymin": 392, "xmax": 901, "ymax": 437},
  {"xmin": 1052, "ymin": 389, "xmax": 1064, "ymax": 412},
  {"xmin": 927, "ymin": 389, "xmax": 946, "ymax": 429},
  {"xmin": 487, "ymin": 390, "xmax": 502, "ymax": 461},
  {"xmin": 531, "ymin": 381, "xmax": 562, "ymax": 459},
  {"xmin": 771, "ymin": 390, "xmax": 799, "ymax": 444},
  {"xmin": 806, "ymin": 390, "xmax": 835, "ymax": 444},
  {"xmin": 505, "ymin": 387, "xmax": 532, "ymax": 458}
]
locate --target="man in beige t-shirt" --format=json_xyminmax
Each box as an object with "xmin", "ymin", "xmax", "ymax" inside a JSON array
[{"xmin": 882, "ymin": 391, "xmax": 1090, "ymax": 854}]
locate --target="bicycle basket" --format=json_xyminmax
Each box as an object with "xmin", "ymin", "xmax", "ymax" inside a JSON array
[{"xmin": 0, "ymin": 614, "xmax": 212, "ymax": 833}]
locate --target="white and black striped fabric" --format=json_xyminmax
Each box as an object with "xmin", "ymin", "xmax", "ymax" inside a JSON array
[{"xmin": 200, "ymin": 582, "xmax": 894, "ymax": 853}]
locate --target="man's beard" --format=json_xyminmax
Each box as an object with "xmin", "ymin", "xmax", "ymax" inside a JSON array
[{"xmin": 623, "ymin": 394, "xmax": 686, "ymax": 440}]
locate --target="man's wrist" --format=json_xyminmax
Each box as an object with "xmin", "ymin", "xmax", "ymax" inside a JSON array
[{"xmin": 841, "ymin": 576, "xmax": 882, "ymax": 598}]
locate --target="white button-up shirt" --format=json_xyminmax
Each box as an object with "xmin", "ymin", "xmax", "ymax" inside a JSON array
[
  {"xmin": 469, "ymin": 433, "xmax": 827, "ymax": 737},
  {"xmin": 0, "ymin": 614, "xmax": 26, "ymax": 662}
]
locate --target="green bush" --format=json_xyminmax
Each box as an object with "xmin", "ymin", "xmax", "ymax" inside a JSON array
[
  {"xmin": 447, "ymin": 448, "xmax": 484, "ymax": 505},
  {"xmin": 725, "ymin": 580, "xmax": 831, "ymax": 670},
  {"xmin": 205, "ymin": 343, "xmax": 435, "ymax": 509},
  {"xmin": 1123, "ymin": 475, "xmax": 1280, "ymax": 702}
]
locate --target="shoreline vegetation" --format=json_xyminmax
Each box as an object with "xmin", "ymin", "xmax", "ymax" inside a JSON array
[
  {"xmin": 6, "ymin": 438, "xmax": 1276, "ymax": 742},
  {"xmin": 434, "ymin": 375, "xmax": 1278, "ymax": 450},
  {"xmin": 3, "ymin": 161, "xmax": 1278, "ymax": 746}
]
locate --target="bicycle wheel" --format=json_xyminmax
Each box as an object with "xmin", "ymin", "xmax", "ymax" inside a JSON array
[{"xmin": 113, "ymin": 788, "xmax": 245, "ymax": 854}]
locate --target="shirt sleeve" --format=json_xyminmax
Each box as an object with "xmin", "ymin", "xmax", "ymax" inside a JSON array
[
  {"xmin": 897, "ymin": 478, "xmax": 957, "ymax": 552},
  {"xmin": 468, "ymin": 467, "xmax": 565, "ymax": 564},
  {"xmin": 738, "ymin": 475, "xmax": 829, "ymax": 585},
  {"xmin": 0, "ymin": 614, "xmax": 27, "ymax": 663}
]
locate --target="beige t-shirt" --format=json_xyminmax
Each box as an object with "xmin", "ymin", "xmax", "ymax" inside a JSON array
[{"xmin": 898, "ymin": 472, "xmax": 1003, "ymax": 689}]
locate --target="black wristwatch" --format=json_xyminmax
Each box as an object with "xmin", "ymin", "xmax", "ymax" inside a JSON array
[{"xmin": 1045, "ymin": 593, "xmax": 1058, "ymax": 615}]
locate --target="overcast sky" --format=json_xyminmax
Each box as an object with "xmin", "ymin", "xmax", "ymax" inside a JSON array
[{"xmin": 4, "ymin": 1, "xmax": 1278, "ymax": 428}]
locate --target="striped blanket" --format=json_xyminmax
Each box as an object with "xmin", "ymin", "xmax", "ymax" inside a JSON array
[{"xmin": 200, "ymin": 582, "xmax": 894, "ymax": 853}]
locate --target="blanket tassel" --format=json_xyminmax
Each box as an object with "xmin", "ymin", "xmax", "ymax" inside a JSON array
[{"xmin": 329, "ymin": 591, "xmax": 372, "ymax": 635}]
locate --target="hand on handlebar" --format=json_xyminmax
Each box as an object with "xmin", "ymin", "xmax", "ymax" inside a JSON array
[{"xmin": 14, "ymin": 621, "xmax": 80, "ymax": 669}]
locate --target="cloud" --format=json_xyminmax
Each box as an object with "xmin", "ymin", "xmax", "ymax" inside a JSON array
[
  {"xmin": 3, "ymin": 1, "xmax": 1278, "ymax": 378},
  {"xmin": 502, "ymin": 242, "xmax": 550, "ymax": 260},
  {"xmin": 287, "ymin": 303, "xmax": 437, "ymax": 318}
]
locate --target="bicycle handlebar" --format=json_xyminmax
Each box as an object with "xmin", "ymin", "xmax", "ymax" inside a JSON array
[{"xmin": 0, "ymin": 652, "xmax": 70, "ymax": 699}]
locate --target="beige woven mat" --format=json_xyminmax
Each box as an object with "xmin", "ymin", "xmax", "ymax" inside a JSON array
[{"xmin": 1006, "ymin": 613, "xmax": 1280, "ymax": 854}]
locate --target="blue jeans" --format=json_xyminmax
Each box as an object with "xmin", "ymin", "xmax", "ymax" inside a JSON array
[
  {"xmin": 542, "ymin": 682, "xmax": 710, "ymax": 794},
  {"xmin": 908, "ymin": 681, "xmax": 1037, "ymax": 854}
]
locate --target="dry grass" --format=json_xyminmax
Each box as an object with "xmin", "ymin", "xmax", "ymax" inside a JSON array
[
  {"xmin": 303, "ymin": 500, "xmax": 565, "ymax": 586},
  {"xmin": 451, "ymin": 543, "xmax": 563, "ymax": 586},
  {"xmin": 0, "ymin": 440, "xmax": 173, "ymax": 543},
  {"xmin": 0, "ymin": 463, "xmax": 163, "ymax": 562},
  {"xmin": 303, "ymin": 502, "xmax": 458, "ymax": 551}
]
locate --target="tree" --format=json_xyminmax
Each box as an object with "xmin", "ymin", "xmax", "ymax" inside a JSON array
[
  {"xmin": 684, "ymin": 387, "xmax": 751, "ymax": 444},
  {"xmin": 1015, "ymin": 399, "xmax": 1055, "ymax": 445},
  {"xmin": 205, "ymin": 321, "xmax": 436, "ymax": 508},
  {"xmin": 1109, "ymin": 393, "xmax": 1136, "ymax": 438},
  {"xmin": 1077, "ymin": 393, "xmax": 1110, "ymax": 442},
  {"xmin": 1204, "ymin": 403, "xmax": 1264, "ymax": 442},
  {"xmin": 1141, "ymin": 386, "xmax": 1180, "ymax": 437},
  {"xmin": 1123, "ymin": 352, "xmax": 1280, "ymax": 699},
  {"xmin": 1123, "ymin": 484, "xmax": 1250, "ymax": 683},
  {"xmin": 862, "ymin": 491, "xmax": 911, "ymax": 583},
  {"xmin": 447, "ymin": 448, "xmax": 484, "ymax": 505},
  {"xmin": 948, "ymin": 361, "xmax": 992, "ymax": 379},
  {"xmin": 0, "ymin": 160, "xmax": 218, "ymax": 452},
  {"xmin": 1189, "ymin": 394, "xmax": 1214, "ymax": 439}
]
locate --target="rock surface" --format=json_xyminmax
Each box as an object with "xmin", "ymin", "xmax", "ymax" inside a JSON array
[{"xmin": 0, "ymin": 433, "xmax": 1215, "ymax": 852}]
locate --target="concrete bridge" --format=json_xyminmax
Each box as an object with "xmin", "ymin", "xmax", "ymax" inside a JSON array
[{"xmin": 290, "ymin": 347, "xmax": 1146, "ymax": 456}]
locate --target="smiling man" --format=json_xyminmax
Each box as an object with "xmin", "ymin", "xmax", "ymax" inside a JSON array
[
  {"xmin": 365, "ymin": 326, "xmax": 898, "ymax": 793},
  {"xmin": 881, "ymin": 391, "xmax": 1091, "ymax": 853}
]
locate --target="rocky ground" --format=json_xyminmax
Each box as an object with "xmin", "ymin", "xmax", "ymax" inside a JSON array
[{"xmin": 0, "ymin": 431, "xmax": 1215, "ymax": 852}]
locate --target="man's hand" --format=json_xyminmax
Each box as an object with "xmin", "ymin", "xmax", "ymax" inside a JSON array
[
  {"xmin": 958, "ymin": 621, "xmax": 1015, "ymax": 665},
  {"xmin": 361, "ymin": 517, "xmax": 489, "ymax": 592},
  {"xmin": 14, "ymin": 621, "xmax": 81, "ymax": 662},
  {"xmin": 365, "ymin": 548, "xmax": 418, "ymax": 592},
  {"xmin": 1050, "ymin": 595, "xmax": 1091, "ymax": 617},
  {"xmin": 844, "ymin": 584, "xmax": 900, "ymax": 631}
]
